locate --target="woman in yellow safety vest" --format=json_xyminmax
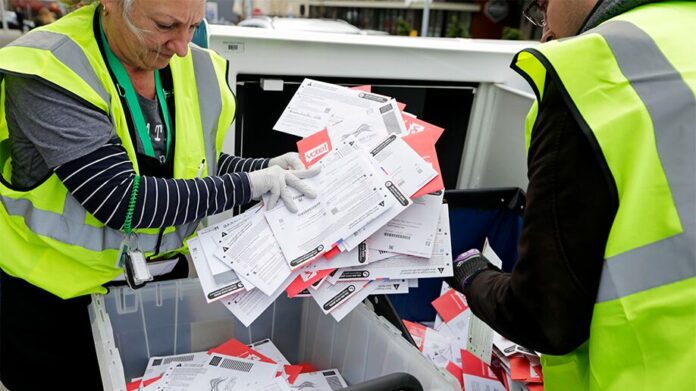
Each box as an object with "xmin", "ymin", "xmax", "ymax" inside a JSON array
[{"xmin": 0, "ymin": 0, "xmax": 318, "ymax": 388}]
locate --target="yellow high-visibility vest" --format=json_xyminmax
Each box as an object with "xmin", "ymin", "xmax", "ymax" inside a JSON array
[
  {"xmin": 0, "ymin": 3, "xmax": 236, "ymax": 299},
  {"xmin": 514, "ymin": 2, "xmax": 696, "ymax": 390}
]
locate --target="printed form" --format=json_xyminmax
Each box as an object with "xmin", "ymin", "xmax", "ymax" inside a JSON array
[
  {"xmin": 223, "ymin": 206, "xmax": 292, "ymax": 296},
  {"xmin": 264, "ymin": 145, "xmax": 397, "ymax": 269},
  {"xmin": 330, "ymin": 204, "xmax": 453, "ymax": 282},
  {"xmin": 221, "ymin": 271, "xmax": 300, "ymax": 327},
  {"xmin": 368, "ymin": 192, "xmax": 443, "ymax": 258},
  {"xmin": 339, "ymin": 134, "xmax": 435, "ymax": 252},
  {"xmin": 274, "ymin": 79, "xmax": 406, "ymax": 138},
  {"xmin": 186, "ymin": 354, "xmax": 280, "ymax": 390},
  {"xmin": 188, "ymin": 237, "xmax": 245, "ymax": 303}
]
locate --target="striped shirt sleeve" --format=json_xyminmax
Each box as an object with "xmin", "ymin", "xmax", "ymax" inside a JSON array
[
  {"xmin": 54, "ymin": 143, "xmax": 252, "ymax": 230},
  {"xmin": 217, "ymin": 153, "xmax": 269, "ymax": 175}
]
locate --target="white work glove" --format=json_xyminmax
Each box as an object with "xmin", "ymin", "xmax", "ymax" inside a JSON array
[
  {"xmin": 248, "ymin": 165, "xmax": 321, "ymax": 213},
  {"xmin": 268, "ymin": 152, "xmax": 305, "ymax": 170}
]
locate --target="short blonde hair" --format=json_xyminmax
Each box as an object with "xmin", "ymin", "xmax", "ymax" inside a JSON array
[{"xmin": 61, "ymin": 0, "xmax": 146, "ymax": 43}]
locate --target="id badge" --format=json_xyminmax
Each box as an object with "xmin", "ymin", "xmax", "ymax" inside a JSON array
[{"xmin": 118, "ymin": 236, "xmax": 153, "ymax": 289}]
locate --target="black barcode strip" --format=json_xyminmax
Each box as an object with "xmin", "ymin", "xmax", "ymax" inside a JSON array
[
  {"xmin": 161, "ymin": 354, "xmax": 195, "ymax": 365},
  {"xmin": 326, "ymin": 375, "xmax": 345, "ymax": 390},
  {"xmin": 220, "ymin": 358, "xmax": 254, "ymax": 372},
  {"xmin": 384, "ymin": 232, "xmax": 411, "ymax": 240}
]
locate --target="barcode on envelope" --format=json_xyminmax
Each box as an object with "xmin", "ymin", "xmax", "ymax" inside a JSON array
[
  {"xmin": 159, "ymin": 354, "xmax": 195, "ymax": 366},
  {"xmin": 384, "ymin": 232, "xmax": 411, "ymax": 240},
  {"xmin": 209, "ymin": 356, "xmax": 254, "ymax": 372},
  {"xmin": 323, "ymin": 371, "xmax": 345, "ymax": 390}
]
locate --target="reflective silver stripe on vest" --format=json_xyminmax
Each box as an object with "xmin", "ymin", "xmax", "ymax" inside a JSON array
[
  {"xmin": 594, "ymin": 21, "xmax": 696, "ymax": 302},
  {"xmin": 191, "ymin": 45, "xmax": 221, "ymax": 176},
  {"xmin": 9, "ymin": 30, "xmax": 111, "ymax": 107},
  {"xmin": 1, "ymin": 193, "xmax": 196, "ymax": 253}
]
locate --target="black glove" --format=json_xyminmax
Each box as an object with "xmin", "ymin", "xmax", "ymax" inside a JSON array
[{"xmin": 447, "ymin": 249, "xmax": 495, "ymax": 293}]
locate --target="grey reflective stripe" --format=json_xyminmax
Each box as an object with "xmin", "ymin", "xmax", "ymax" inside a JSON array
[
  {"xmin": 8, "ymin": 30, "xmax": 110, "ymax": 107},
  {"xmin": 190, "ymin": 45, "xmax": 221, "ymax": 175},
  {"xmin": 594, "ymin": 21, "xmax": 696, "ymax": 302},
  {"xmin": 2, "ymin": 192, "xmax": 195, "ymax": 253}
]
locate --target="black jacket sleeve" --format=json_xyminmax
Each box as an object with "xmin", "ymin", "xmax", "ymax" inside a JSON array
[{"xmin": 458, "ymin": 80, "xmax": 618, "ymax": 355}]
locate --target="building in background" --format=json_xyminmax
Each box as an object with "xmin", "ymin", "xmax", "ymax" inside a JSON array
[{"xmin": 213, "ymin": 0, "xmax": 533, "ymax": 39}]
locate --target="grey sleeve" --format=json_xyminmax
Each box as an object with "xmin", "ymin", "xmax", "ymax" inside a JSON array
[{"xmin": 5, "ymin": 74, "xmax": 113, "ymax": 169}]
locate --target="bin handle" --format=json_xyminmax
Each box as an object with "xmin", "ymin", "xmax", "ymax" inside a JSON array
[{"xmin": 342, "ymin": 373, "xmax": 423, "ymax": 391}]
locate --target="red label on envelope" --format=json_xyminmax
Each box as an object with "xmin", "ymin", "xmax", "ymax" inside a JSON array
[
  {"xmin": 402, "ymin": 114, "xmax": 445, "ymax": 142},
  {"xmin": 402, "ymin": 130, "xmax": 444, "ymax": 198},
  {"xmin": 297, "ymin": 362, "xmax": 318, "ymax": 373},
  {"xmin": 208, "ymin": 338, "xmax": 275, "ymax": 363},
  {"xmin": 286, "ymin": 268, "xmax": 335, "ymax": 298},
  {"xmin": 297, "ymin": 128, "xmax": 332, "ymax": 168},
  {"xmin": 461, "ymin": 350, "xmax": 498, "ymax": 380},
  {"xmin": 283, "ymin": 364, "xmax": 304, "ymax": 384},
  {"xmin": 510, "ymin": 356, "xmax": 544, "ymax": 383},
  {"xmin": 126, "ymin": 380, "xmax": 143, "ymax": 391},
  {"xmin": 140, "ymin": 375, "xmax": 162, "ymax": 388},
  {"xmin": 403, "ymin": 320, "xmax": 427, "ymax": 351},
  {"xmin": 352, "ymin": 85, "xmax": 372, "ymax": 92},
  {"xmin": 446, "ymin": 361, "xmax": 464, "ymax": 388},
  {"xmin": 323, "ymin": 245, "xmax": 342, "ymax": 260},
  {"xmin": 510, "ymin": 356, "xmax": 531, "ymax": 381},
  {"xmin": 432, "ymin": 288, "xmax": 469, "ymax": 323}
]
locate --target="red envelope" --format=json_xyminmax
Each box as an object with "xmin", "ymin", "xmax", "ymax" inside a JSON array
[
  {"xmin": 208, "ymin": 338, "xmax": 275, "ymax": 363},
  {"xmin": 283, "ymin": 364, "xmax": 304, "ymax": 384},
  {"xmin": 403, "ymin": 130, "xmax": 444, "ymax": 198},
  {"xmin": 402, "ymin": 114, "xmax": 445, "ymax": 142},
  {"xmin": 403, "ymin": 320, "xmax": 426, "ymax": 351},
  {"xmin": 461, "ymin": 350, "xmax": 498, "ymax": 380},
  {"xmin": 513, "ymin": 359, "xmax": 543, "ymax": 383},
  {"xmin": 432, "ymin": 288, "xmax": 469, "ymax": 323}
]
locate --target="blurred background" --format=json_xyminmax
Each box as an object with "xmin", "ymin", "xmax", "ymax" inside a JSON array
[{"xmin": 0, "ymin": 0, "xmax": 544, "ymax": 44}]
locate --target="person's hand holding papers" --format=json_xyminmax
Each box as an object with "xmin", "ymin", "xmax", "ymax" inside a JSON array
[
  {"xmin": 248, "ymin": 165, "xmax": 321, "ymax": 212},
  {"xmin": 268, "ymin": 152, "xmax": 305, "ymax": 170}
]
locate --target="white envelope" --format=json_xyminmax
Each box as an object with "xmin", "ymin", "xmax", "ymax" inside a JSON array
[
  {"xmin": 368, "ymin": 192, "xmax": 443, "ymax": 258},
  {"xmin": 332, "ymin": 204, "xmax": 453, "ymax": 282},
  {"xmin": 309, "ymin": 280, "xmax": 372, "ymax": 314},
  {"xmin": 188, "ymin": 237, "xmax": 246, "ymax": 303},
  {"xmin": 221, "ymin": 271, "xmax": 299, "ymax": 327},
  {"xmin": 223, "ymin": 209, "xmax": 292, "ymax": 296}
]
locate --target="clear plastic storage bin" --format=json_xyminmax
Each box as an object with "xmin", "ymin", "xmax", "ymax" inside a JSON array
[{"xmin": 89, "ymin": 278, "xmax": 459, "ymax": 390}]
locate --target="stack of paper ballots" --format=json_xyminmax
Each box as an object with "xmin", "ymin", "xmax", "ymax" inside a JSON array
[
  {"xmin": 126, "ymin": 337, "xmax": 348, "ymax": 391},
  {"xmin": 188, "ymin": 78, "xmax": 453, "ymax": 327}
]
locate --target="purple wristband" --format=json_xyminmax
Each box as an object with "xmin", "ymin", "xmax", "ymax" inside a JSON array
[{"xmin": 455, "ymin": 249, "xmax": 481, "ymax": 263}]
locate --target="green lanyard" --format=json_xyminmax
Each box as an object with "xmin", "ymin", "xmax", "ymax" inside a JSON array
[{"xmin": 98, "ymin": 14, "xmax": 172, "ymax": 161}]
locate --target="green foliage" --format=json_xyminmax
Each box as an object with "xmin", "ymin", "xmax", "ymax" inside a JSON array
[
  {"xmin": 445, "ymin": 15, "xmax": 469, "ymax": 38},
  {"xmin": 395, "ymin": 17, "xmax": 412, "ymax": 36},
  {"xmin": 501, "ymin": 26, "xmax": 521, "ymax": 40}
]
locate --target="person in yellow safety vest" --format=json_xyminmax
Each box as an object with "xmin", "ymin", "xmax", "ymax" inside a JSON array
[
  {"xmin": 449, "ymin": 0, "xmax": 696, "ymax": 390},
  {"xmin": 0, "ymin": 0, "xmax": 319, "ymax": 389}
]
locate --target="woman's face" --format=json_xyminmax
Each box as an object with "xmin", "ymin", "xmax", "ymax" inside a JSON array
[{"xmin": 103, "ymin": 0, "xmax": 204, "ymax": 70}]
